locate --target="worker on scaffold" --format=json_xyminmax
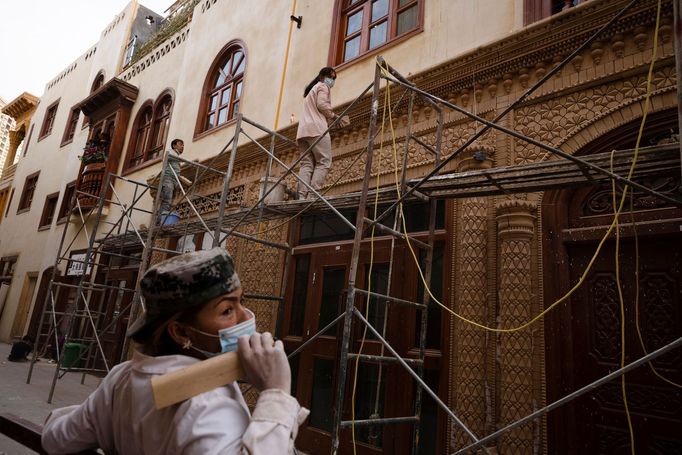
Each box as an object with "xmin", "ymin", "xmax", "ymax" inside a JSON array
[
  {"xmin": 158, "ymin": 138, "xmax": 192, "ymax": 223},
  {"xmin": 41, "ymin": 247, "xmax": 309, "ymax": 454},
  {"xmin": 295, "ymin": 67, "xmax": 350, "ymax": 199}
]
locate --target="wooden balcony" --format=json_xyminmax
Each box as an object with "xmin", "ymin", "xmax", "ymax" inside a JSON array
[
  {"xmin": 76, "ymin": 162, "xmax": 107, "ymax": 211},
  {"xmin": 0, "ymin": 163, "xmax": 17, "ymax": 184}
]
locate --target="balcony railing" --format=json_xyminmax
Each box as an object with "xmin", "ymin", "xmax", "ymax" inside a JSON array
[
  {"xmin": 0, "ymin": 163, "xmax": 17, "ymax": 184},
  {"xmin": 76, "ymin": 163, "xmax": 107, "ymax": 211}
]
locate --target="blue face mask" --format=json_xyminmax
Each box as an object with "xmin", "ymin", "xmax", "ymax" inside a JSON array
[
  {"xmin": 186, "ymin": 309, "xmax": 256, "ymax": 357},
  {"xmin": 324, "ymin": 77, "xmax": 335, "ymax": 88},
  {"xmin": 217, "ymin": 309, "xmax": 256, "ymax": 353}
]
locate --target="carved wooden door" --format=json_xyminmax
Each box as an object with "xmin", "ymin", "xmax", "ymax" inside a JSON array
[
  {"xmin": 284, "ymin": 242, "xmax": 412, "ymax": 455},
  {"xmin": 545, "ymin": 176, "xmax": 682, "ymax": 454},
  {"xmin": 566, "ymin": 239, "xmax": 681, "ymax": 454}
]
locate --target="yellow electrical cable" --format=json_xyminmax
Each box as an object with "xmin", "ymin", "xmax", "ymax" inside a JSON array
[
  {"xmin": 631, "ymin": 191, "xmax": 682, "ymax": 388},
  {"xmin": 377, "ymin": 12, "xmax": 662, "ymax": 331},
  {"xmin": 610, "ymin": 149, "xmax": 635, "ymax": 454}
]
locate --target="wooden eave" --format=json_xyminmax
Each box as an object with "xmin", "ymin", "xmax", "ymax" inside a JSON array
[
  {"xmin": 77, "ymin": 78, "xmax": 139, "ymax": 117},
  {"xmin": 411, "ymin": 144, "xmax": 681, "ymax": 199},
  {"xmin": 1, "ymin": 92, "xmax": 39, "ymax": 120}
]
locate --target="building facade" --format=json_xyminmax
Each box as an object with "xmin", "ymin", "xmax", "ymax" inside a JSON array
[
  {"xmin": 0, "ymin": 98, "xmax": 15, "ymax": 172},
  {"xmin": 0, "ymin": 0, "xmax": 679, "ymax": 453}
]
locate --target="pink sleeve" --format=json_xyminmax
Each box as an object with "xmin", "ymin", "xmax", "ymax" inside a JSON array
[{"xmin": 314, "ymin": 84, "xmax": 336, "ymax": 120}]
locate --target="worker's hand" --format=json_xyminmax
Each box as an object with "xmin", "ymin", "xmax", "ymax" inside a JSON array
[
  {"xmin": 339, "ymin": 115, "xmax": 351, "ymax": 127},
  {"xmin": 179, "ymin": 176, "xmax": 193, "ymax": 187},
  {"xmin": 237, "ymin": 332, "xmax": 291, "ymax": 394}
]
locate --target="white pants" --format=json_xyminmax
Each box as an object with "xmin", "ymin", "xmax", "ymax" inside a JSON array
[{"xmin": 297, "ymin": 134, "xmax": 332, "ymax": 197}]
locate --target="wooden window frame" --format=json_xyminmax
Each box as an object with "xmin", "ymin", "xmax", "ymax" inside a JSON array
[
  {"xmin": 61, "ymin": 106, "xmax": 81, "ymax": 146},
  {"xmin": 148, "ymin": 92, "xmax": 174, "ymax": 160},
  {"xmin": 82, "ymin": 71, "xmax": 105, "ymax": 130},
  {"xmin": 329, "ymin": 0, "xmax": 424, "ymax": 68},
  {"xmin": 0, "ymin": 255, "xmax": 18, "ymax": 284},
  {"xmin": 123, "ymin": 90, "xmax": 175, "ymax": 174},
  {"xmin": 38, "ymin": 99, "xmax": 60, "ymax": 141},
  {"xmin": 38, "ymin": 192, "xmax": 59, "ymax": 230},
  {"xmin": 194, "ymin": 40, "xmax": 247, "ymax": 140},
  {"xmin": 5, "ymin": 188, "xmax": 15, "ymax": 218},
  {"xmin": 524, "ymin": 0, "xmax": 578, "ymax": 25},
  {"xmin": 57, "ymin": 181, "xmax": 76, "ymax": 223},
  {"xmin": 17, "ymin": 171, "xmax": 40, "ymax": 214},
  {"xmin": 23, "ymin": 124, "xmax": 34, "ymax": 157}
]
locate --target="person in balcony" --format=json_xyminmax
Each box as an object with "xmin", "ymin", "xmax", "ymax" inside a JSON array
[
  {"xmin": 158, "ymin": 138, "xmax": 191, "ymax": 221},
  {"xmin": 295, "ymin": 67, "xmax": 350, "ymax": 199},
  {"xmin": 41, "ymin": 247, "xmax": 308, "ymax": 454}
]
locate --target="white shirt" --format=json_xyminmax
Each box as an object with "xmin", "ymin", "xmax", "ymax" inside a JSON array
[{"xmin": 41, "ymin": 351, "xmax": 309, "ymax": 455}]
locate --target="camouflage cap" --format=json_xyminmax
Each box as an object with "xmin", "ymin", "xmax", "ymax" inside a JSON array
[{"xmin": 127, "ymin": 247, "xmax": 241, "ymax": 338}]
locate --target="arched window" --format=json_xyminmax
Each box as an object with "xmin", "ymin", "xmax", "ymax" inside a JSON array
[
  {"xmin": 128, "ymin": 105, "xmax": 153, "ymax": 169},
  {"xmin": 150, "ymin": 95, "xmax": 173, "ymax": 158},
  {"xmin": 91, "ymin": 72, "xmax": 105, "ymax": 92},
  {"xmin": 198, "ymin": 42, "xmax": 246, "ymax": 135},
  {"xmin": 123, "ymin": 90, "xmax": 174, "ymax": 172}
]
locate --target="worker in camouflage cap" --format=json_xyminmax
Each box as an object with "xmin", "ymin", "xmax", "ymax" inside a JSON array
[{"xmin": 127, "ymin": 246, "xmax": 241, "ymax": 338}]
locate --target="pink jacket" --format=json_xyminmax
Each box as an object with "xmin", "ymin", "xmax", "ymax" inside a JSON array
[
  {"xmin": 41, "ymin": 351, "xmax": 308, "ymax": 454},
  {"xmin": 296, "ymin": 82, "xmax": 335, "ymax": 140}
]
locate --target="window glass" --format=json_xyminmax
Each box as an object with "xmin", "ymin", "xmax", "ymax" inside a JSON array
[
  {"xmin": 289, "ymin": 254, "xmax": 310, "ymax": 336},
  {"xmin": 397, "ymin": 5, "xmax": 418, "ymax": 35},
  {"xmin": 318, "ymin": 267, "xmax": 346, "ymax": 331},
  {"xmin": 203, "ymin": 45, "xmax": 245, "ymax": 132},
  {"xmin": 347, "ymin": 10, "xmax": 363, "ymax": 35},
  {"xmin": 336, "ymin": 0, "xmax": 422, "ymax": 64},
  {"xmin": 344, "ymin": 36, "xmax": 362, "ymax": 61},
  {"xmin": 371, "ymin": 0, "xmax": 388, "ymax": 21},
  {"xmin": 309, "ymin": 358, "xmax": 334, "ymax": 432},
  {"xmin": 369, "ymin": 21, "xmax": 387, "ymax": 48}
]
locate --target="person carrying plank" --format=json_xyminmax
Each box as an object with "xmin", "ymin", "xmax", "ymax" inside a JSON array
[{"xmin": 41, "ymin": 247, "xmax": 308, "ymax": 454}]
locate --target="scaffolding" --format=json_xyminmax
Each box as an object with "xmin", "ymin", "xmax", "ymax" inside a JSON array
[{"xmin": 26, "ymin": 0, "xmax": 682, "ymax": 452}]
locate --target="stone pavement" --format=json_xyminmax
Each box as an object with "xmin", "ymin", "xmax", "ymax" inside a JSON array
[{"xmin": 0, "ymin": 342, "xmax": 99, "ymax": 455}]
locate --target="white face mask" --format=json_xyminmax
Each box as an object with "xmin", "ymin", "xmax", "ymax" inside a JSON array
[
  {"xmin": 324, "ymin": 77, "xmax": 335, "ymax": 88},
  {"xmin": 185, "ymin": 309, "xmax": 256, "ymax": 357}
]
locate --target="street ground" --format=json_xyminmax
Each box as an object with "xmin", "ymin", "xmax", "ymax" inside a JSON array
[{"xmin": 0, "ymin": 342, "xmax": 99, "ymax": 455}]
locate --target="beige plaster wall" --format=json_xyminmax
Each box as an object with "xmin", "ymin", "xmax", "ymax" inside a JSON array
[
  {"xmin": 0, "ymin": 0, "xmax": 527, "ymax": 340},
  {"xmin": 0, "ymin": 3, "xmax": 139, "ymax": 341}
]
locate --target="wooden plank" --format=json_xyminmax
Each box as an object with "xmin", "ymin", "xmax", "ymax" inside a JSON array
[
  {"xmin": 414, "ymin": 144, "xmax": 680, "ymax": 197},
  {"xmin": 0, "ymin": 413, "xmax": 99, "ymax": 455},
  {"xmin": 151, "ymin": 351, "xmax": 244, "ymax": 409}
]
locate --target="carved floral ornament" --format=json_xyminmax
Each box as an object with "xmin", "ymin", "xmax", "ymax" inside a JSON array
[
  {"xmin": 495, "ymin": 199, "xmax": 537, "ymax": 240},
  {"xmin": 408, "ymin": 1, "xmax": 673, "ymax": 109}
]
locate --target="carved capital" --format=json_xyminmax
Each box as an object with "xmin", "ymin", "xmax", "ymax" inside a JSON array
[
  {"xmin": 458, "ymin": 145, "xmax": 495, "ymax": 172},
  {"xmin": 496, "ymin": 199, "xmax": 537, "ymax": 241}
]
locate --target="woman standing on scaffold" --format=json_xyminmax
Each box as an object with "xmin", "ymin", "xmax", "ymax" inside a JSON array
[{"xmin": 295, "ymin": 67, "xmax": 350, "ymax": 199}]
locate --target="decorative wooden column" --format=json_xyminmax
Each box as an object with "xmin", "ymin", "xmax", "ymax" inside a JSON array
[
  {"xmin": 450, "ymin": 145, "xmax": 496, "ymax": 449},
  {"xmin": 495, "ymin": 199, "xmax": 538, "ymax": 454}
]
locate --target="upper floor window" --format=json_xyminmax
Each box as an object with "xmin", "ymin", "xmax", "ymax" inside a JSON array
[
  {"xmin": 92, "ymin": 72, "xmax": 105, "ymax": 92},
  {"xmin": 38, "ymin": 192, "xmax": 59, "ymax": 230},
  {"xmin": 127, "ymin": 104, "xmax": 153, "ymax": 169},
  {"xmin": 332, "ymin": 0, "xmax": 422, "ymax": 65},
  {"xmin": 197, "ymin": 42, "xmax": 246, "ymax": 136},
  {"xmin": 124, "ymin": 91, "xmax": 174, "ymax": 172},
  {"xmin": 39, "ymin": 100, "xmax": 59, "ymax": 140},
  {"xmin": 150, "ymin": 95, "xmax": 173, "ymax": 155},
  {"xmin": 61, "ymin": 106, "xmax": 80, "ymax": 145},
  {"xmin": 524, "ymin": 0, "xmax": 586, "ymax": 25},
  {"xmin": 57, "ymin": 181, "xmax": 76, "ymax": 222},
  {"xmin": 0, "ymin": 256, "xmax": 18, "ymax": 284},
  {"xmin": 17, "ymin": 171, "xmax": 40, "ymax": 213}
]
